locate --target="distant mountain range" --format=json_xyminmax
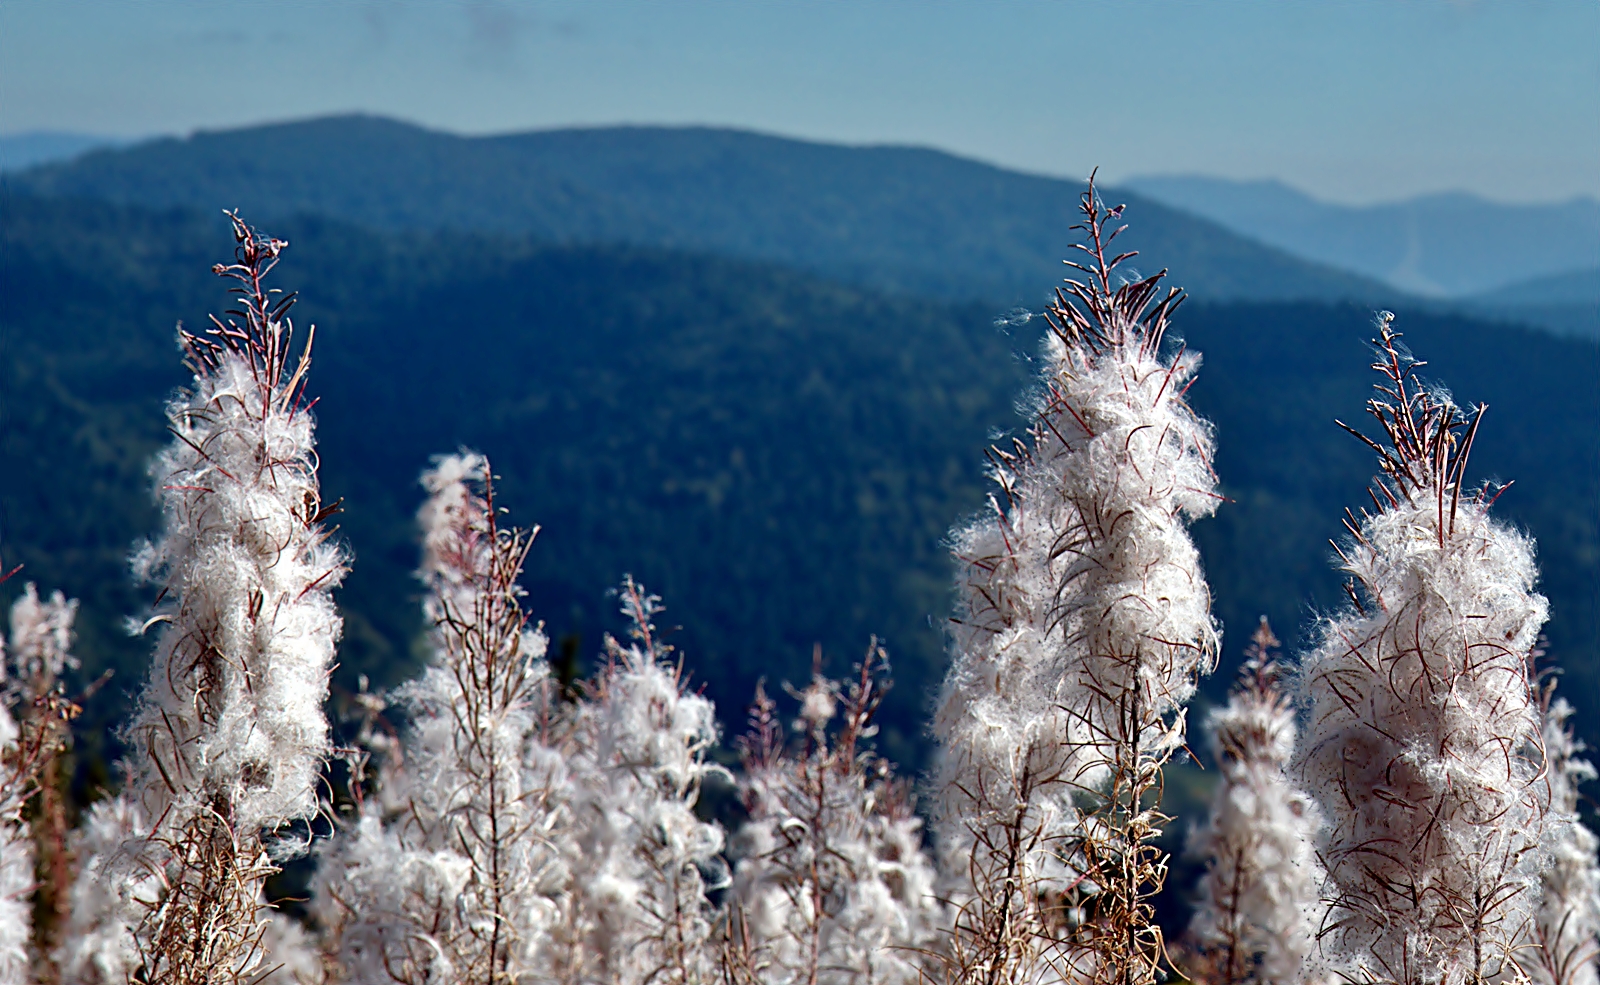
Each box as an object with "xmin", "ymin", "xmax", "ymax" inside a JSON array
[
  {"xmin": 1475, "ymin": 266, "xmax": 1600, "ymax": 306},
  {"xmin": 6, "ymin": 115, "xmax": 1400, "ymax": 308},
  {"xmin": 15, "ymin": 117, "xmax": 1595, "ymax": 337},
  {"xmin": 0, "ymin": 130, "xmax": 127, "ymax": 172},
  {"xmin": 1456, "ymin": 268, "xmax": 1600, "ymax": 341},
  {"xmin": 1123, "ymin": 174, "xmax": 1600, "ymax": 299}
]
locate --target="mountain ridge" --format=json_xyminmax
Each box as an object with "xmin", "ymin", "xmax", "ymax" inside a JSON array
[
  {"xmin": 1124, "ymin": 173, "xmax": 1600, "ymax": 298},
  {"xmin": 0, "ymin": 130, "xmax": 128, "ymax": 172},
  {"xmin": 8, "ymin": 113, "xmax": 1404, "ymax": 308},
  {"xmin": 1474, "ymin": 266, "xmax": 1600, "ymax": 305}
]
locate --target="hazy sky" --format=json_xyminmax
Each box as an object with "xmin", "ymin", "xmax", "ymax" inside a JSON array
[{"xmin": 3, "ymin": 0, "xmax": 1596, "ymax": 204}]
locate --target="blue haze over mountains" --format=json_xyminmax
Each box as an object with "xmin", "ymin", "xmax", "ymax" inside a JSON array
[
  {"xmin": 1126, "ymin": 174, "xmax": 1600, "ymax": 336},
  {"xmin": 10, "ymin": 118, "xmax": 1596, "ymax": 336},
  {"xmin": 2, "ymin": 115, "xmax": 1596, "ymax": 799},
  {"xmin": 1123, "ymin": 174, "xmax": 1600, "ymax": 298}
]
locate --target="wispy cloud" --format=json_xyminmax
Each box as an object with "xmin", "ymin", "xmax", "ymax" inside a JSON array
[{"xmin": 459, "ymin": 0, "xmax": 580, "ymax": 71}]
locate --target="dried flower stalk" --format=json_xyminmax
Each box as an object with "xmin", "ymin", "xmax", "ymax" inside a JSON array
[
  {"xmin": 555, "ymin": 578, "xmax": 726, "ymax": 985},
  {"xmin": 1185, "ymin": 619, "xmax": 1323, "ymax": 985},
  {"xmin": 933, "ymin": 175, "xmax": 1220, "ymax": 985},
  {"xmin": 0, "ymin": 584, "xmax": 83, "ymax": 984},
  {"xmin": 1521, "ymin": 683, "xmax": 1599, "ymax": 985},
  {"xmin": 313, "ymin": 453, "xmax": 568, "ymax": 983},
  {"xmin": 722, "ymin": 644, "xmax": 941, "ymax": 985},
  {"xmin": 62, "ymin": 215, "xmax": 346, "ymax": 984},
  {"xmin": 1297, "ymin": 313, "xmax": 1550, "ymax": 985}
]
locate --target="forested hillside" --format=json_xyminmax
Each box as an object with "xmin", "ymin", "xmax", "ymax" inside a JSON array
[
  {"xmin": 1464, "ymin": 266, "xmax": 1600, "ymax": 339},
  {"xmin": 8, "ymin": 115, "xmax": 1400, "ymax": 307},
  {"xmin": 3, "ymin": 192, "xmax": 1596, "ymax": 786}
]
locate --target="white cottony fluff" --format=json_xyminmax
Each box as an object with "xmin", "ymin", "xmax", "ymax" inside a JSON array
[
  {"xmin": 313, "ymin": 464, "xmax": 727, "ymax": 983},
  {"xmin": 932, "ymin": 190, "xmax": 1219, "ymax": 977},
  {"xmin": 1522, "ymin": 697, "xmax": 1600, "ymax": 985},
  {"xmin": 314, "ymin": 452, "xmax": 570, "ymax": 982},
  {"xmin": 726, "ymin": 662, "xmax": 942, "ymax": 985},
  {"xmin": 0, "ymin": 636, "xmax": 31, "ymax": 984},
  {"xmin": 0, "ymin": 792, "xmax": 26, "ymax": 985},
  {"xmin": 8, "ymin": 584, "xmax": 79, "ymax": 687},
  {"xmin": 1187, "ymin": 620, "xmax": 1323, "ymax": 985},
  {"xmin": 123, "ymin": 345, "xmax": 345, "ymax": 836},
  {"xmin": 1297, "ymin": 316, "xmax": 1550, "ymax": 985},
  {"xmin": 257, "ymin": 911, "xmax": 329, "ymax": 984},
  {"xmin": 557, "ymin": 578, "xmax": 726, "ymax": 985},
  {"xmin": 58, "ymin": 797, "xmax": 151, "ymax": 984},
  {"xmin": 1, "ymin": 583, "xmax": 81, "ymax": 983},
  {"xmin": 64, "ymin": 220, "xmax": 346, "ymax": 982}
]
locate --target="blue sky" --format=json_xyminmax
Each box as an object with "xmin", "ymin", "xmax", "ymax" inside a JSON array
[{"xmin": 2, "ymin": 0, "xmax": 1595, "ymax": 204}]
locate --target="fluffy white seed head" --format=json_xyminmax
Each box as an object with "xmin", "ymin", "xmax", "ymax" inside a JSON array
[
  {"xmin": 417, "ymin": 450, "xmax": 492, "ymax": 623},
  {"xmin": 315, "ymin": 470, "xmax": 727, "ymax": 983},
  {"xmin": 931, "ymin": 190, "xmax": 1219, "ymax": 979},
  {"xmin": 255, "ymin": 911, "xmax": 328, "ymax": 984},
  {"xmin": 1297, "ymin": 316, "xmax": 1550, "ymax": 984},
  {"xmin": 797, "ymin": 674, "xmax": 839, "ymax": 730},
  {"xmin": 937, "ymin": 328, "xmax": 1218, "ymax": 802},
  {"xmin": 1187, "ymin": 620, "xmax": 1324, "ymax": 985},
  {"xmin": 61, "ymin": 220, "xmax": 345, "ymax": 983},
  {"xmin": 7, "ymin": 584, "xmax": 79, "ymax": 687},
  {"xmin": 124, "ymin": 343, "xmax": 346, "ymax": 834},
  {"xmin": 314, "ymin": 452, "xmax": 569, "ymax": 981},
  {"xmin": 57, "ymin": 796, "xmax": 152, "ymax": 985},
  {"xmin": 558, "ymin": 578, "xmax": 726, "ymax": 985},
  {"xmin": 729, "ymin": 654, "xmax": 942, "ymax": 985},
  {"xmin": 1521, "ymin": 696, "xmax": 1600, "ymax": 985},
  {"xmin": 1, "ymin": 582, "xmax": 81, "ymax": 983}
]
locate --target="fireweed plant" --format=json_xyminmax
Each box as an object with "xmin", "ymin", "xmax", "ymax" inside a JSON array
[
  {"xmin": 555, "ymin": 577, "xmax": 727, "ymax": 985},
  {"xmin": 61, "ymin": 216, "xmax": 348, "ymax": 985},
  {"xmin": 1296, "ymin": 313, "xmax": 1560, "ymax": 984},
  {"xmin": 1522, "ymin": 683, "xmax": 1600, "ymax": 985},
  {"xmin": 4, "ymin": 191, "xmax": 1593, "ymax": 984},
  {"xmin": 1183, "ymin": 619, "xmax": 1323, "ymax": 985},
  {"xmin": 931, "ymin": 176, "xmax": 1222, "ymax": 985},
  {"xmin": 310, "ymin": 453, "xmax": 567, "ymax": 983},
  {"xmin": 720, "ymin": 645, "xmax": 942, "ymax": 985},
  {"xmin": 311, "ymin": 459, "xmax": 726, "ymax": 985},
  {"xmin": 0, "ymin": 577, "xmax": 82, "ymax": 985}
]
